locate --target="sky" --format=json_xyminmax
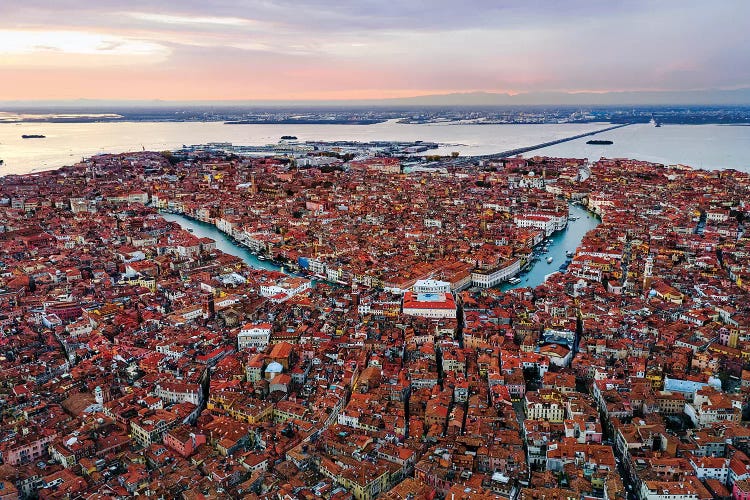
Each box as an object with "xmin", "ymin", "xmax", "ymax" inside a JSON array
[{"xmin": 0, "ymin": 0, "xmax": 748, "ymax": 102}]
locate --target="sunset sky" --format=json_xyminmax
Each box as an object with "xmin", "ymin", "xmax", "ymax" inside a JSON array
[{"xmin": 1, "ymin": 0, "xmax": 748, "ymax": 101}]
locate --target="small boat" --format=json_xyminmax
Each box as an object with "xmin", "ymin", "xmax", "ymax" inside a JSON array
[
  {"xmin": 546, "ymin": 257, "xmax": 553, "ymax": 264},
  {"xmin": 22, "ymin": 134, "xmax": 46, "ymax": 139},
  {"xmin": 257, "ymin": 255, "xmax": 268, "ymax": 261},
  {"xmin": 507, "ymin": 277, "xmax": 522, "ymax": 285},
  {"xmin": 187, "ymin": 228, "xmax": 194, "ymax": 233},
  {"xmin": 566, "ymin": 250, "xmax": 574, "ymax": 258}
]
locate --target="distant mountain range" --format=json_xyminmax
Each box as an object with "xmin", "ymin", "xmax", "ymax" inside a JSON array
[{"xmin": 2, "ymin": 88, "xmax": 750, "ymax": 108}]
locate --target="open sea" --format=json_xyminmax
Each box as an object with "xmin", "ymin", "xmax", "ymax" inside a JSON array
[{"xmin": 2, "ymin": 120, "xmax": 749, "ymax": 175}]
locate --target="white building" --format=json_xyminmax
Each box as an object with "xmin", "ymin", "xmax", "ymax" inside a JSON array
[
  {"xmin": 402, "ymin": 291, "xmax": 456, "ymax": 319},
  {"xmin": 413, "ymin": 279, "xmax": 451, "ymax": 294},
  {"xmin": 471, "ymin": 259, "xmax": 521, "ymax": 288},
  {"xmin": 128, "ymin": 192, "xmax": 149, "ymax": 204},
  {"xmin": 524, "ymin": 395, "xmax": 565, "ymax": 422},
  {"xmin": 639, "ymin": 481, "xmax": 697, "ymax": 500},
  {"xmin": 325, "ymin": 267, "xmax": 343, "ymax": 282},
  {"xmin": 357, "ymin": 298, "xmax": 372, "ymax": 315},
  {"xmin": 705, "ymin": 209, "xmax": 730, "ymax": 223},
  {"xmin": 238, "ymin": 322, "xmax": 272, "ymax": 350},
  {"xmin": 684, "ymin": 388, "xmax": 741, "ymax": 428},
  {"xmin": 297, "ymin": 156, "xmax": 343, "ymax": 167},
  {"xmin": 155, "ymin": 381, "xmax": 203, "ymax": 406},
  {"xmin": 587, "ymin": 194, "xmax": 614, "ymax": 218},
  {"xmin": 215, "ymin": 217, "xmax": 236, "ymax": 235},
  {"xmin": 539, "ymin": 344, "xmax": 573, "ymax": 368},
  {"xmin": 688, "ymin": 456, "xmax": 729, "ymax": 483},
  {"xmin": 259, "ymin": 277, "xmax": 312, "ymax": 303},
  {"xmin": 523, "ymin": 211, "xmax": 568, "ymax": 231},
  {"xmin": 307, "ymin": 259, "xmax": 326, "ymax": 275},
  {"xmin": 518, "ymin": 172, "xmax": 545, "ymax": 189},
  {"xmin": 513, "ymin": 214, "xmax": 556, "ymax": 237}
]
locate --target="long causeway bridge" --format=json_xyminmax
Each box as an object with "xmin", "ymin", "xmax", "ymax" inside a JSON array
[{"xmin": 452, "ymin": 123, "xmax": 631, "ymax": 165}]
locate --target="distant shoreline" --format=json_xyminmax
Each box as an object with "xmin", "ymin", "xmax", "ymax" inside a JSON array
[
  {"xmin": 2, "ymin": 104, "xmax": 750, "ymax": 126},
  {"xmin": 4, "ymin": 117, "xmax": 750, "ymax": 125},
  {"xmin": 225, "ymin": 119, "xmax": 387, "ymax": 125}
]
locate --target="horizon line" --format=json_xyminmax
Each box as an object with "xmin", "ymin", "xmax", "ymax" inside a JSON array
[{"xmin": 2, "ymin": 87, "xmax": 750, "ymax": 106}]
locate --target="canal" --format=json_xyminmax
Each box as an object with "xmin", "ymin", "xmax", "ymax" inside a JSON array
[
  {"xmin": 502, "ymin": 203, "xmax": 601, "ymax": 291},
  {"xmin": 160, "ymin": 212, "xmax": 282, "ymax": 272},
  {"xmin": 161, "ymin": 203, "xmax": 600, "ymax": 290}
]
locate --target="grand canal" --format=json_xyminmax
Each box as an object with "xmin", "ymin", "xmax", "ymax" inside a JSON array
[
  {"xmin": 160, "ymin": 212, "xmax": 281, "ymax": 273},
  {"xmin": 500, "ymin": 203, "xmax": 600, "ymax": 291},
  {"xmin": 161, "ymin": 202, "xmax": 600, "ymax": 291}
]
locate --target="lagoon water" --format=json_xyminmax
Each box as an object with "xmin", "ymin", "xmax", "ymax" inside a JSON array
[
  {"xmin": 0, "ymin": 120, "xmax": 610, "ymax": 174},
  {"xmin": 4, "ymin": 119, "xmax": 750, "ymax": 175},
  {"xmin": 532, "ymin": 122, "xmax": 750, "ymax": 171}
]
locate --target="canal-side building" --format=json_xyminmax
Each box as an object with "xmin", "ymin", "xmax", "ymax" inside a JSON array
[
  {"xmin": 471, "ymin": 258, "xmax": 521, "ymax": 288},
  {"xmin": 513, "ymin": 214, "xmax": 557, "ymax": 237}
]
